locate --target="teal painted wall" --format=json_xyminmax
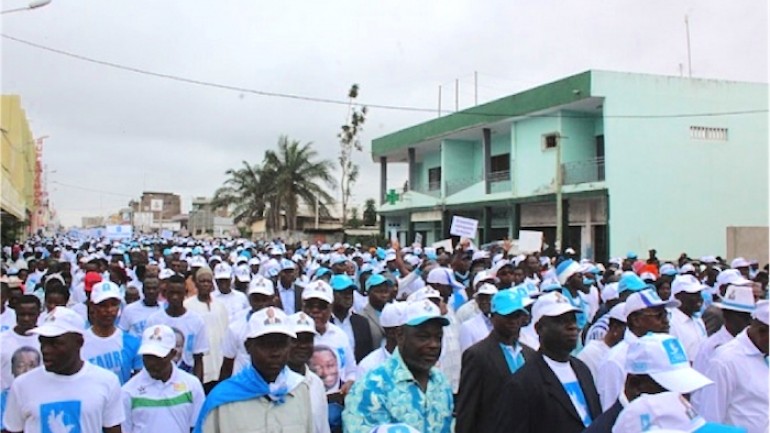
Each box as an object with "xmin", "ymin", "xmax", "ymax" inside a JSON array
[
  {"xmin": 594, "ymin": 71, "xmax": 768, "ymax": 259},
  {"xmin": 513, "ymin": 116, "xmax": 560, "ymax": 196},
  {"xmin": 560, "ymin": 111, "xmax": 599, "ymax": 163},
  {"xmin": 491, "ymin": 133, "xmax": 510, "ymax": 156},
  {"xmin": 415, "ymin": 150, "xmax": 440, "ymax": 190},
  {"xmin": 444, "ymin": 139, "xmax": 482, "ymax": 189}
]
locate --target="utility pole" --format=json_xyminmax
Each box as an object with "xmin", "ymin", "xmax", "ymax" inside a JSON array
[
  {"xmin": 555, "ymin": 113, "xmax": 564, "ymax": 252},
  {"xmin": 438, "ymin": 85, "xmax": 442, "ymax": 118},
  {"xmin": 685, "ymin": 15, "xmax": 692, "ymax": 78},
  {"xmin": 474, "ymin": 71, "xmax": 478, "ymax": 105},
  {"xmin": 455, "ymin": 79, "xmax": 459, "ymax": 111}
]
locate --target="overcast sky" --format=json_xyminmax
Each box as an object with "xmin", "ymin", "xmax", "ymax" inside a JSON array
[{"xmin": 2, "ymin": 0, "xmax": 767, "ymax": 227}]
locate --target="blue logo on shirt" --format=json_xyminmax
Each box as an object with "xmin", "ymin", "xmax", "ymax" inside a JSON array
[
  {"xmin": 40, "ymin": 400, "xmax": 81, "ymax": 433},
  {"xmin": 563, "ymin": 381, "xmax": 592, "ymax": 427},
  {"xmin": 662, "ymin": 338, "xmax": 688, "ymax": 365}
]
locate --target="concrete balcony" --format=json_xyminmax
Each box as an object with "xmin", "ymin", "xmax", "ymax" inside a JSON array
[{"xmin": 562, "ymin": 157, "xmax": 605, "ymax": 185}]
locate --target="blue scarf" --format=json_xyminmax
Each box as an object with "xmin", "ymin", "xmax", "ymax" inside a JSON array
[{"xmin": 193, "ymin": 366, "xmax": 291, "ymax": 433}]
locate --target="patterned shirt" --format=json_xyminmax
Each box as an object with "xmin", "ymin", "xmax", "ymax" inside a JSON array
[{"xmin": 342, "ymin": 349, "xmax": 453, "ymax": 433}]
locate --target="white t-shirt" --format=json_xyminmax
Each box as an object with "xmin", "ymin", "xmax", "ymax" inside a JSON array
[
  {"xmin": 146, "ymin": 309, "xmax": 209, "ymax": 369},
  {"xmin": 0, "ymin": 330, "xmax": 42, "ymax": 392},
  {"xmin": 211, "ymin": 290, "xmax": 249, "ymax": 323},
  {"xmin": 576, "ymin": 339, "xmax": 610, "ymax": 386},
  {"xmin": 121, "ymin": 365, "xmax": 205, "ymax": 433},
  {"xmin": 221, "ymin": 309, "xmax": 252, "ymax": 376},
  {"xmin": 183, "ymin": 297, "xmax": 229, "ymax": 384},
  {"xmin": 0, "ymin": 309, "xmax": 16, "ymax": 333},
  {"xmin": 356, "ymin": 346, "xmax": 392, "ymax": 380},
  {"xmin": 3, "ymin": 362, "xmax": 125, "ymax": 433},
  {"xmin": 117, "ymin": 301, "xmax": 162, "ymax": 337},
  {"xmin": 82, "ymin": 328, "xmax": 143, "ymax": 385},
  {"xmin": 542, "ymin": 355, "xmax": 593, "ymax": 427},
  {"xmin": 669, "ymin": 307, "xmax": 708, "ymax": 362},
  {"xmin": 311, "ymin": 323, "xmax": 357, "ymax": 393}
]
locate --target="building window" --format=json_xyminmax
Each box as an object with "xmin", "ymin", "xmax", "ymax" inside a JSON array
[
  {"xmin": 690, "ymin": 126, "xmax": 728, "ymax": 141},
  {"xmin": 489, "ymin": 154, "xmax": 510, "ymax": 181},
  {"xmin": 543, "ymin": 133, "xmax": 559, "ymax": 150},
  {"xmin": 428, "ymin": 167, "xmax": 441, "ymax": 190}
]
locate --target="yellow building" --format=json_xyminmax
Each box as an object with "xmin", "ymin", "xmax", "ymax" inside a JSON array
[{"xmin": 1, "ymin": 95, "xmax": 37, "ymax": 239}]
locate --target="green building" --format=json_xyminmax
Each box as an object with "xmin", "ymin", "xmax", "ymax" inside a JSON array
[{"xmin": 372, "ymin": 70, "xmax": 768, "ymax": 262}]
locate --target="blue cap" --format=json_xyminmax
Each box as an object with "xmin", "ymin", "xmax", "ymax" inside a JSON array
[
  {"xmin": 618, "ymin": 273, "xmax": 651, "ymax": 293},
  {"xmin": 627, "ymin": 251, "xmax": 638, "ymax": 260},
  {"xmin": 491, "ymin": 289, "xmax": 533, "ymax": 316},
  {"xmin": 365, "ymin": 273, "xmax": 393, "ymax": 292},
  {"xmin": 314, "ymin": 267, "xmax": 332, "ymax": 279},
  {"xmin": 330, "ymin": 274, "xmax": 356, "ymax": 291}
]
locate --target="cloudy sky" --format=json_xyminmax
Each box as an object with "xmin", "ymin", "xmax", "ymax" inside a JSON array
[{"xmin": 2, "ymin": 0, "xmax": 766, "ymax": 227}]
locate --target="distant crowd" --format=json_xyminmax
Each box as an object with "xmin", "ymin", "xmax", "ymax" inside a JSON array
[{"xmin": 0, "ymin": 236, "xmax": 767, "ymax": 433}]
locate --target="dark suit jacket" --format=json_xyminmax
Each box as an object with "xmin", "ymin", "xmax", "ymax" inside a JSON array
[
  {"xmin": 331, "ymin": 313, "xmax": 374, "ymax": 363},
  {"xmin": 493, "ymin": 353, "xmax": 602, "ymax": 433},
  {"xmin": 581, "ymin": 399, "xmax": 622, "ymax": 433},
  {"xmin": 456, "ymin": 335, "xmax": 537, "ymax": 433},
  {"xmin": 360, "ymin": 303, "xmax": 385, "ymax": 349}
]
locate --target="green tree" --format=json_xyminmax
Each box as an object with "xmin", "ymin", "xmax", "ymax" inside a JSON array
[
  {"xmin": 211, "ymin": 161, "xmax": 277, "ymax": 229},
  {"xmin": 264, "ymin": 136, "xmax": 336, "ymax": 231},
  {"xmin": 348, "ymin": 207, "xmax": 362, "ymax": 229},
  {"xmin": 363, "ymin": 198, "xmax": 377, "ymax": 226},
  {"xmin": 338, "ymin": 84, "xmax": 368, "ymax": 227}
]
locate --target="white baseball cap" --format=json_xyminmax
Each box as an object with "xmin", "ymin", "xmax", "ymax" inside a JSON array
[
  {"xmin": 472, "ymin": 270, "xmax": 497, "ymax": 288},
  {"xmin": 532, "ymin": 291, "xmax": 580, "ymax": 325},
  {"xmin": 625, "ymin": 333, "xmax": 712, "ymax": 394},
  {"xmin": 380, "ymin": 302, "xmax": 406, "ymax": 328},
  {"xmin": 158, "ymin": 268, "xmax": 176, "ymax": 280},
  {"xmin": 248, "ymin": 257, "xmax": 261, "ymax": 266},
  {"xmin": 712, "ymin": 284, "xmax": 756, "ymax": 313},
  {"xmin": 214, "ymin": 262, "xmax": 232, "ymax": 280},
  {"xmin": 245, "ymin": 306, "xmax": 296, "ymax": 339},
  {"xmin": 404, "ymin": 299, "xmax": 449, "ymax": 327},
  {"xmin": 752, "ymin": 300, "xmax": 769, "ymax": 325},
  {"xmin": 426, "ymin": 267, "xmax": 464, "ymax": 290},
  {"xmin": 671, "ymin": 275, "xmax": 704, "ymax": 296},
  {"xmin": 475, "ymin": 283, "xmax": 499, "ymax": 297},
  {"xmin": 406, "ymin": 286, "xmax": 442, "ymax": 302},
  {"xmin": 731, "ymin": 257, "xmax": 750, "ymax": 269},
  {"xmin": 678, "ymin": 263, "xmax": 696, "ymax": 275},
  {"xmin": 90, "ymin": 281, "xmax": 123, "ymax": 304},
  {"xmin": 715, "ymin": 269, "xmax": 752, "ymax": 288},
  {"xmin": 28, "ymin": 307, "xmax": 85, "ymax": 336},
  {"xmin": 234, "ymin": 264, "xmax": 251, "ymax": 283},
  {"xmin": 625, "ymin": 289, "xmax": 681, "ymax": 317},
  {"xmin": 247, "ymin": 277, "xmax": 275, "ymax": 297},
  {"xmin": 288, "ymin": 312, "xmax": 317, "ymax": 335},
  {"xmin": 301, "ymin": 280, "xmax": 334, "ymax": 304},
  {"xmin": 612, "ymin": 392, "xmax": 738, "ymax": 433},
  {"xmin": 607, "ymin": 302, "xmax": 628, "ymax": 323},
  {"xmin": 189, "ymin": 256, "xmax": 207, "ymax": 268},
  {"xmin": 601, "ymin": 282, "xmax": 620, "ymax": 302},
  {"xmin": 138, "ymin": 324, "xmax": 176, "ymax": 358}
]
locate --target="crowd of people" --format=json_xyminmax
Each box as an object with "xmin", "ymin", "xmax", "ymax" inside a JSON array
[{"xmin": 0, "ymin": 235, "xmax": 767, "ymax": 433}]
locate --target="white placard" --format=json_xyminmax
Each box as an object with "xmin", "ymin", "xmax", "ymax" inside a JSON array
[
  {"xmin": 414, "ymin": 233, "xmax": 423, "ymax": 246},
  {"xmin": 432, "ymin": 238, "xmax": 454, "ymax": 252},
  {"xmin": 389, "ymin": 229, "xmax": 398, "ymax": 243},
  {"xmin": 160, "ymin": 229, "xmax": 173, "ymax": 239},
  {"xmin": 450, "ymin": 215, "xmax": 478, "ymax": 239},
  {"xmin": 518, "ymin": 230, "xmax": 543, "ymax": 253},
  {"xmin": 150, "ymin": 199, "xmax": 164, "ymax": 212},
  {"xmin": 105, "ymin": 224, "xmax": 133, "ymax": 240}
]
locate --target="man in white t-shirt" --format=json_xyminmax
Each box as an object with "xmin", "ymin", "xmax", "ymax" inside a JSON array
[
  {"xmin": 183, "ymin": 267, "xmax": 228, "ymax": 392},
  {"xmin": 494, "ymin": 291, "xmax": 601, "ymax": 433},
  {"xmin": 82, "ymin": 281, "xmax": 143, "ymax": 385},
  {"xmin": 212, "ymin": 262, "xmax": 249, "ymax": 323},
  {"xmin": 668, "ymin": 274, "xmax": 708, "ymax": 362},
  {"xmin": 219, "ymin": 275, "xmax": 277, "ymax": 381},
  {"xmin": 0, "ymin": 282, "xmax": 17, "ymax": 333},
  {"xmin": 2, "ymin": 306, "xmax": 124, "ymax": 433},
  {"xmin": 0, "ymin": 295, "xmax": 42, "ymax": 429},
  {"xmin": 577, "ymin": 302, "xmax": 627, "ymax": 383},
  {"xmin": 146, "ymin": 274, "xmax": 209, "ymax": 382},
  {"xmin": 122, "ymin": 324, "xmax": 205, "ymax": 433},
  {"xmin": 118, "ymin": 276, "xmax": 162, "ymax": 337},
  {"xmin": 302, "ymin": 280, "xmax": 357, "ymax": 396}
]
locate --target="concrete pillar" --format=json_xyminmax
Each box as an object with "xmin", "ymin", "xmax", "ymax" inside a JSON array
[
  {"xmin": 483, "ymin": 128, "xmax": 491, "ymax": 194},
  {"xmin": 561, "ymin": 198, "xmax": 570, "ymax": 252},
  {"xmin": 379, "ymin": 156, "xmax": 387, "ymax": 205},
  {"xmin": 483, "ymin": 206, "xmax": 492, "ymax": 244},
  {"xmin": 511, "ymin": 202, "xmax": 521, "ymax": 239},
  {"xmin": 407, "ymin": 148, "xmax": 415, "ymax": 191}
]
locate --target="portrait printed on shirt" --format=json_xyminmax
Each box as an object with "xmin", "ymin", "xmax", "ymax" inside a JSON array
[
  {"xmin": 11, "ymin": 346, "xmax": 41, "ymax": 378},
  {"xmin": 309, "ymin": 344, "xmax": 341, "ymax": 393},
  {"xmin": 172, "ymin": 327, "xmax": 185, "ymax": 365}
]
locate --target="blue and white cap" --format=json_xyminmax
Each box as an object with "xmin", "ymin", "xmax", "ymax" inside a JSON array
[
  {"xmin": 404, "ymin": 299, "xmax": 449, "ymax": 327},
  {"xmin": 712, "ymin": 284, "xmax": 756, "ymax": 313},
  {"xmin": 556, "ymin": 259, "xmax": 581, "ymax": 285},
  {"xmin": 624, "ymin": 289, "xmax": 681, "ymax": 317},
  {"xmin": 491, "ymin": 288, "xmax": 533, "ymax": 316},
  {"xmin": 90, "ymin": 281, "xmax": 123, "ymax": 304},
  {"xmin": 612, "ymin": 392, "xmax": 742, "ymax": 433},
  {"xmin": 426, "ymin": 267, "xmax": 464, "ymax": 290},
  {"xmin": 626, "ymin": 333, "xmax": 712, "ymax": 394}
]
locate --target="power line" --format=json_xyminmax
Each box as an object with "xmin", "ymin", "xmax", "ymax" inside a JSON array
[
  {"xmin": 2, "ymin": 33, "xmax": 767, "ymax": 119},
  {"xmin": 51, "ymin": 180, "xmax": 134, "ymax": 198}
]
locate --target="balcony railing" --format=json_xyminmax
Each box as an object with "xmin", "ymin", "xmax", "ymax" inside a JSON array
[
  {"xmin": 411, "ymin": 182, "xmax": 441, "ymax": 197},
  {"xmin": 487, "ymin": 170, "xmax": 510, "ymax": 182},
  {"xmin": 561, "ymin": 157, "xmax": 605, "ymax": 185}
]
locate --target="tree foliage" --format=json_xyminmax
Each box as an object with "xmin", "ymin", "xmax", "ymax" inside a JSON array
[{"xmin": 339, "ymin": 84, "xmax": 368, "ymax": 227}]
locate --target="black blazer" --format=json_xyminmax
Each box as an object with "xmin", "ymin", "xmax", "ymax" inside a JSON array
[
  {"xmin": 456, "ymin": 334, "xmax": 537, "ymax": 433},
  {"xmin": 581, "ymin": 399, "xmax": 622, "ymax": 433},
  {"xmin": 492, "ymin": 353, "xmax": 602, "ymax": 433},
  {"xmin": 330, "ymin": 313, "xmax": 374, "ymax": 363}
]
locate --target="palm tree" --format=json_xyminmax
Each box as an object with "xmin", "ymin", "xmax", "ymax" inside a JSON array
[
  {"xmin": 263, "ymin": 136, "xmax": 336, "ymax": 231},
  {"xmin": 211, "ymin": 161, "xmax": 276, "ymax": 228}
]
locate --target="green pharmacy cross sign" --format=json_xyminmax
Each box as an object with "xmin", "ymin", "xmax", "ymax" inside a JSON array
[{"xmin": 386, "ymin": 189, "xmax": 400, "ymax": 205}]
